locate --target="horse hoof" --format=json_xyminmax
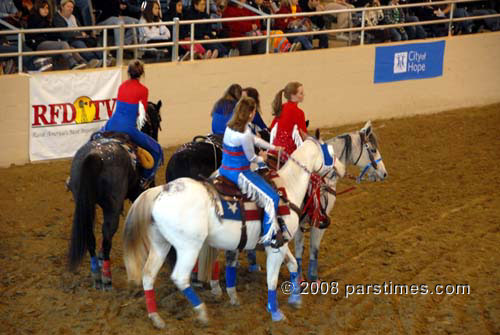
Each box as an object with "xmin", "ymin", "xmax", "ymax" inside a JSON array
[
  {"xmin": 149, "ymin": 312, "xmax": 166, "ymax": 329},
  {"xmin": 102, "ymin": 282, "xmax": 112, "ymax": 291},
  {"xmin": 270, "ymin": 309, "xmax": 286, "ymax": 322},
  {"xmin": 288, "ymin": 294, "xmax": 302, "ymax": 309},
  {"xmin": 210, "ymin": 286, "xmax": 222, "ymax": 297},
  {"xmin": 229, "ymin": 297, "xmax": 240, "ymax": 306},
  {"xmin": 194, "ymin": 303, "xmax": 209, "ymax": 325},
  {"xmin": 93, "ymin": 280, "xmax": 103, "ymax": 290}
]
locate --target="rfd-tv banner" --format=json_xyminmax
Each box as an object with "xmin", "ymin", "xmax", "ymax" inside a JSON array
[
  {"xmin": 29, "ymin": 69, "xmax": 121, "ymax": 161},
  {"xmin": 374, "ymin": 40, "xmax": 445, "ymax": 83}
]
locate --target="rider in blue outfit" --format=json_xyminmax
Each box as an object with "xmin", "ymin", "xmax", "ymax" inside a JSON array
[
  {"xmin": 218, "ymin": 96, "xmax": 284, "ymax": 248},
  {"xmin": 211, "ymin": 83, "xmax": 242, "ymax": 135},
  {"xmin": 102, "ymin": 60, "xmax": 163, "ymax": 187}
]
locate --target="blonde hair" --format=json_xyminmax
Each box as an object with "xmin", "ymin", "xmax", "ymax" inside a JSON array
[
  {"xmin": 271, "ymin": 82, "xmax": 302, "ymax": 117},
  {"xmin": 227, "ymin": 97, "xmax": 256, "ymax": 133}
]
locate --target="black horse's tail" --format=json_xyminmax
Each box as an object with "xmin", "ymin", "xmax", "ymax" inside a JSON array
[{"xmin": 68, "ymin": 153, "xmax": 102, "ymax": 272}]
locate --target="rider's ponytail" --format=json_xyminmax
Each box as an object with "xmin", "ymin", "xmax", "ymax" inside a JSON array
[
  {"xmin": 272, "ymin": 82, "xmax": 303, "ymax": 118},
  {"xmin": 271, "ymin": 89, "xmax": 285, "ymax": 117}
]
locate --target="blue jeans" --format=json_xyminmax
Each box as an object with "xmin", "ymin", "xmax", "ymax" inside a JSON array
[
  {"xmin": 70, "ymin": 39, "xmax": 102, "ymax": 62},
  {"xmin": 288, "ymin": 28, "xmax": 313, "ymax": 50},
  {"xmin": 388, "ymin": 28, "xmax": 408, "ymax": 42},
  {"xmin": 404, "ymin": 16, "xmax": 427, "ymax": 40},
  {"xmin": 98, "ymin": 16, "xmax": 139, "ymax": 46}
]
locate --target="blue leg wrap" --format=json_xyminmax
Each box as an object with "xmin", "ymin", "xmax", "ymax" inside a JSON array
[
  {"xmin": 267, "ymin": 289, "xmax": 278, "ymax": 313},
  {"xmin": 247, "ymin": 249, "xmax": 257, "ymax": 265},
  {"xmin": 288, "ymin": 271, "xmax": 301, "ymax": 305},
  {"xmin": 225, "ymin": 266, "xmax": 237, "ymax": 288},
  {"xmin": 308, "ymin": 259, "xmax": 318, "ymax": 281},
  {"xmin": 90, "ymin": 256, "xmax": 99, "ymax": 273},
  {"xmin": 182, "ymin": 287, "xmax": 202, "ymax": 307}
]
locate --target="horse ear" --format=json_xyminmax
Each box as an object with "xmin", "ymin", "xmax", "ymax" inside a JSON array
[
  {"xmin": 157, "ymin": 100, "xmax": 162, "ymax": 109},
  {"xmin": 315, "ymin": 128, "xmax": 320, "ymax": 140},
  {"xmin": 361, "ymin": 120, "xmax": 372, "ymax": 136}
]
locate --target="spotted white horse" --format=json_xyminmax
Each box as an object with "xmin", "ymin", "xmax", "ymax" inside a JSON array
[
  {"xmin": 122, "ymin": 138, "xmax": 344, "ymax": 328},
  {"xmin": 295, "ymin": 121, "xmax": 388, "ymax": 281}
]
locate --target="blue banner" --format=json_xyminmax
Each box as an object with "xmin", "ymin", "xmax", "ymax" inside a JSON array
[{"xmin": 374, "ymin": 41, "xmax": 446, "ymax": 83}]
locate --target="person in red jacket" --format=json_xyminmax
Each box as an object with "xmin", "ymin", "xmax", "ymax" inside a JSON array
[
  {"xmin": 268, "ymin": 82, "xmax": 308, "ymax": 162},
  {"xmin": 222, "ymin": 0, "xmax": 266, "ymax": 55},
  {"xmin": 274, "ymin": 0, "xmax": 313, "ymax": 50}
]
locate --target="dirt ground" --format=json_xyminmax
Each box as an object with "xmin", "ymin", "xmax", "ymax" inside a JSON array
[{"xmin": 1, "ymin": 104, "xmax": 499, "ymax": 335}]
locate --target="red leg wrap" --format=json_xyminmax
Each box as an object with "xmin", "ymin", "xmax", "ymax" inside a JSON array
[
  {"xmin": 102, "ymin": 260, "xmax": 111, "ymax": 278},
  {"xmin": 145, "ymin": 289, "xmax": 157, "ymax": 314},
  {"xmin": 212, "ymin": 260, "xmax": 220, "ymax": 281}
]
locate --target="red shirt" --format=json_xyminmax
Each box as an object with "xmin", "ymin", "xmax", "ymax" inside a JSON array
[
  {"xmin": 274, "ymin": 5, "xmax": 303, "ymax": 31},
  {"xmin": 117, "ymin": 79, "xmax": 149, "ymax": 111},
  {"xmin": 222, "ymin": 5, "xmax": 261, "ymax": 38},
  {"xmin": 270, "ymin": 101, "xmax": 307, "ymax": 158}
]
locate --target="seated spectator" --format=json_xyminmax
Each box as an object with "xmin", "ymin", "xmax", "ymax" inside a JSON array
[
  {"xmin": 53, "ymin": 0, "xmax": 103, "ymax": 67},
  {"xmin": 0, "ymin": 37, "xmax": 53, "ymax": 73},
  {"xmin": 95, "ymin": 0, "xmax": 139, "ymax": 46},
  {"xmin": 13, "ymin": 0, "xmax": 33, "ymax": 25},
  {"xmin": 320, "ymin": 0, "xmax": 358, "ymax": 41},
  {"xmin": 432, "ymin": 1, "xmax": 473, "ymax": 35},
  {"xmin": 74, "ymin": 0, "xmax": 93, "ymax": 27},
  {"xmin": 410, "ymin": 0, "xmax": 447, "ymax": 37},
  {"xmin": 467, "ymin": 0, "xmax": 500, "ymax": 32},
  {"xmin": 139, "ymin": 0, "xmax": 171, "ymax": 43},
  {"xmin": 222, "ymin": 0, "xmax": 267, "ymax": 56},
  {"xmin": 363, "ymin": 0, "xmax": 386, "ymax": 42},
  {"xmin": 299, "ymin": 0, "xmax": 329, "ymax": 48},
  {"xmin": 27, "ymin": 0, "xmax": 87, "ymax": 69},
  {"xmin": 164, "ymin": 0, "xmax": 214, "ymax": 60},
  {"xmin": 187, "ymin": 0, "xmax": 228, "ymax": 57},
  {"xmin": 383, "ymin": 0, "xmax": 408, "ymax": 41},
  {"xmin": 398, "ymin": 0, "xmax": 426, "ymax": 40},
  {"xmin": 1, "ymin": 0, "xmax": 23, "ymax": 27},
  {"xmin": 275, "ymin": 0, "xmax": 314, "ymax": 50}
]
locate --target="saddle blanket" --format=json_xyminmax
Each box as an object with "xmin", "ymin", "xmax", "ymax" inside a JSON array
[{"xmin": 220, "ymin": 196, "xmax": 290, "ymax": 221}]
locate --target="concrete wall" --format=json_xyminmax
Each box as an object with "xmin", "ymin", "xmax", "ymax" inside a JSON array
[{"xmin": 1, "ymin": 32, "xmax": 499, "ymax": 167}]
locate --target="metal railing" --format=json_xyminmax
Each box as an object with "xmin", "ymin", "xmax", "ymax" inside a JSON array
[{"xmin": 0, "ymin": 0, "xmax": 498, "ymax": 73}]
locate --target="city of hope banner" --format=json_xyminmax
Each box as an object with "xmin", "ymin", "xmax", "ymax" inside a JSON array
[
  {"xmin": 374, "ymin": 40, "xmax": 446, "ymax": 83},
  {"xmin": 29, "ymin": 69, "xmax": 122, "ymax": 161}
]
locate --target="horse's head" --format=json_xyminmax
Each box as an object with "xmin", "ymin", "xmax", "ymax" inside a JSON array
[
  {"xmin": 329, "ymin": 121, "xmax": 387, "ymax": 182},
  {"xmin": 141, "ymin": 100, "xmax": 163, "ymax": 141}
]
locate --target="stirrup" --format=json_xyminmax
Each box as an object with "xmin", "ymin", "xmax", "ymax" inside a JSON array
[{"xmin": 270, "ymin": 231, "xmax": 285, "ymax": 249}]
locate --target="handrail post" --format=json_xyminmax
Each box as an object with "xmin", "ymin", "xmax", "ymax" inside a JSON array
[
  {"xmin": 103, "ymin": 28, "xmax": 108, "ymax": 68},
  {"xmin": 448, "ymin": 2, "xmax": 455, "ymax": 36},
  {"xmin": 360, "ymin": 10, "xmax": 365, "ymax": 46},
  {"xmin": 172, "ymin": 18, "xmax": 179, "ymax": 62},
  {"xmin": 117, "ymin": 24, "xmax": 124, "ymax": 65},
  {"xmin": 18, "ymin": 31, "xmax": 23, "ymax": 73},
  {"xmin": 190, "ymin": 23, "xmax": 194, "ymax": 61},
  {"xmin": 265, "ymin": 17, "xmax": 271, "ymax": 54}
]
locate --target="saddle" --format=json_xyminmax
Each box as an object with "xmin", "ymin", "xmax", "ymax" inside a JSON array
[
  {"xmin": 208, "ymin": 170, "xmax": 298, "ymax": 250},
  {"xmin": 91, "ymin": 131, "xmax": 154, "ymax": 170}
]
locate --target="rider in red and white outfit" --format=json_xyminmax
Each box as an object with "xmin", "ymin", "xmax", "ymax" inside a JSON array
[{"xmin": 268, "ymin": 82, "xmax": 308, "ymax": 162}]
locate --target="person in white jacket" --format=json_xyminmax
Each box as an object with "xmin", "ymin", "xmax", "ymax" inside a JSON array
[{"xmin": 139, "ymin": 0, "xmax": 171, "ymax": 43}]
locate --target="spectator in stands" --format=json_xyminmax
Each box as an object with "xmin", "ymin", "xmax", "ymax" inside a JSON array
[
  {"xmin": 409, "ymin": 0, "xmax": 446, "ymax": 37},
  {"xmin": 269, "ymin": 81, "xmax": 308, "ymax": 163},
  {"xmin": 320, "ymin": 0, "xmax": 358, "ymax": 42},
  {"xmin": 398, "ymin": 0, "xmax": 426, "ymax": 40},
  {"xmin": 53, "ymin": 0, "xmax": 103, "ymax": 67},
  {"xmin": 299, "ymin": 0, "xmax": 330, "ymax": 48},
  {"xmin": 222, "ymin": 0, "xmax": 267, "ymax": 55},
  {"xmin": 139, "ymin": 0, "xmax": 171, "ymax": 43},
  {"xmin": 164, "ymin": 0, "xmax": 196, "ymax": 59},
  {"xmin": 432, "ymin": 0, "xmax": 473, "ymax": 35},
  {"xmin": 275, "ymin": 0, "xmax": 314, "ymax": 50},
  {"xmin": 74, "ymin": 0, "xmax": 92, "ymax": 26},
  {"xmin": 0, "ymin": 37, "xmax": 53, "ymax": 73},
  {"xmin": 383, "ymin": 0, "xmax": 408, "ymax": 41},
  {"xmin": 188, "ymin": 0, "xmax": 228, "ymax": 57},
  {"xmin": 95, "ymin": 0, "xmax": 139, "ymax": 46},
  {"xmin": 467, "ymin": 0, "xmax": 500, "ymax": 32},
  {"xmin": 1, "ymin": 0, "xmax": 23, "ymax": 27},
  {"xmin": 211, "ymin": 83, "xmax": 243, "ymax": 136},
  {"xmin": 27, "ymin": 0, "xmax": 87, "ymax": 69}
]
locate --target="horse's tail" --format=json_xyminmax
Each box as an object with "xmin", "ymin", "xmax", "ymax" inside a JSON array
[
  {"xmin": 123, "ymin": 186, "xmax": 163, "ymax": 285},
  {"xmin": 197, "ymin": 241, "xmax": 218, "ymax": 283},
  {"xmin": 68, "ymin": 153, "xmax": 102, "ymax": 272}
]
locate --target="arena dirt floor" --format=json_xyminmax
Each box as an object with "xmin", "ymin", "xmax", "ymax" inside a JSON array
[{"xmin": 0, "ymin": 104, "xmax": 499, "ymax": 335}]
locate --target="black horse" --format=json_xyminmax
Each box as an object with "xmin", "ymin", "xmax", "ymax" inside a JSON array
[{"xmin": 68, "ymin": 100, "xmax": 163, "ymax": 290}]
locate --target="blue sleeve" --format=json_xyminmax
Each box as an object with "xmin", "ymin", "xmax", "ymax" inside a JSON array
[{"xmin": 251, "ymin": 111, "xmax": 268, "ymax": 131}]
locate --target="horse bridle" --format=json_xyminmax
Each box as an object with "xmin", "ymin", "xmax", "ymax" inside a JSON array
[{"xmin": 353, "ymin": 132, "xmax": 382, "ymax": 183}]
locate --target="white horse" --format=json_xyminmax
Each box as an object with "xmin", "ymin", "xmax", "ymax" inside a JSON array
[
  {"xmin": 122, "ymin": 138, "xmax": 344, "ymax": 328},
  {"xmin": 294, "ymin": 121, "xmax": 388, "ymax": 281}
]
